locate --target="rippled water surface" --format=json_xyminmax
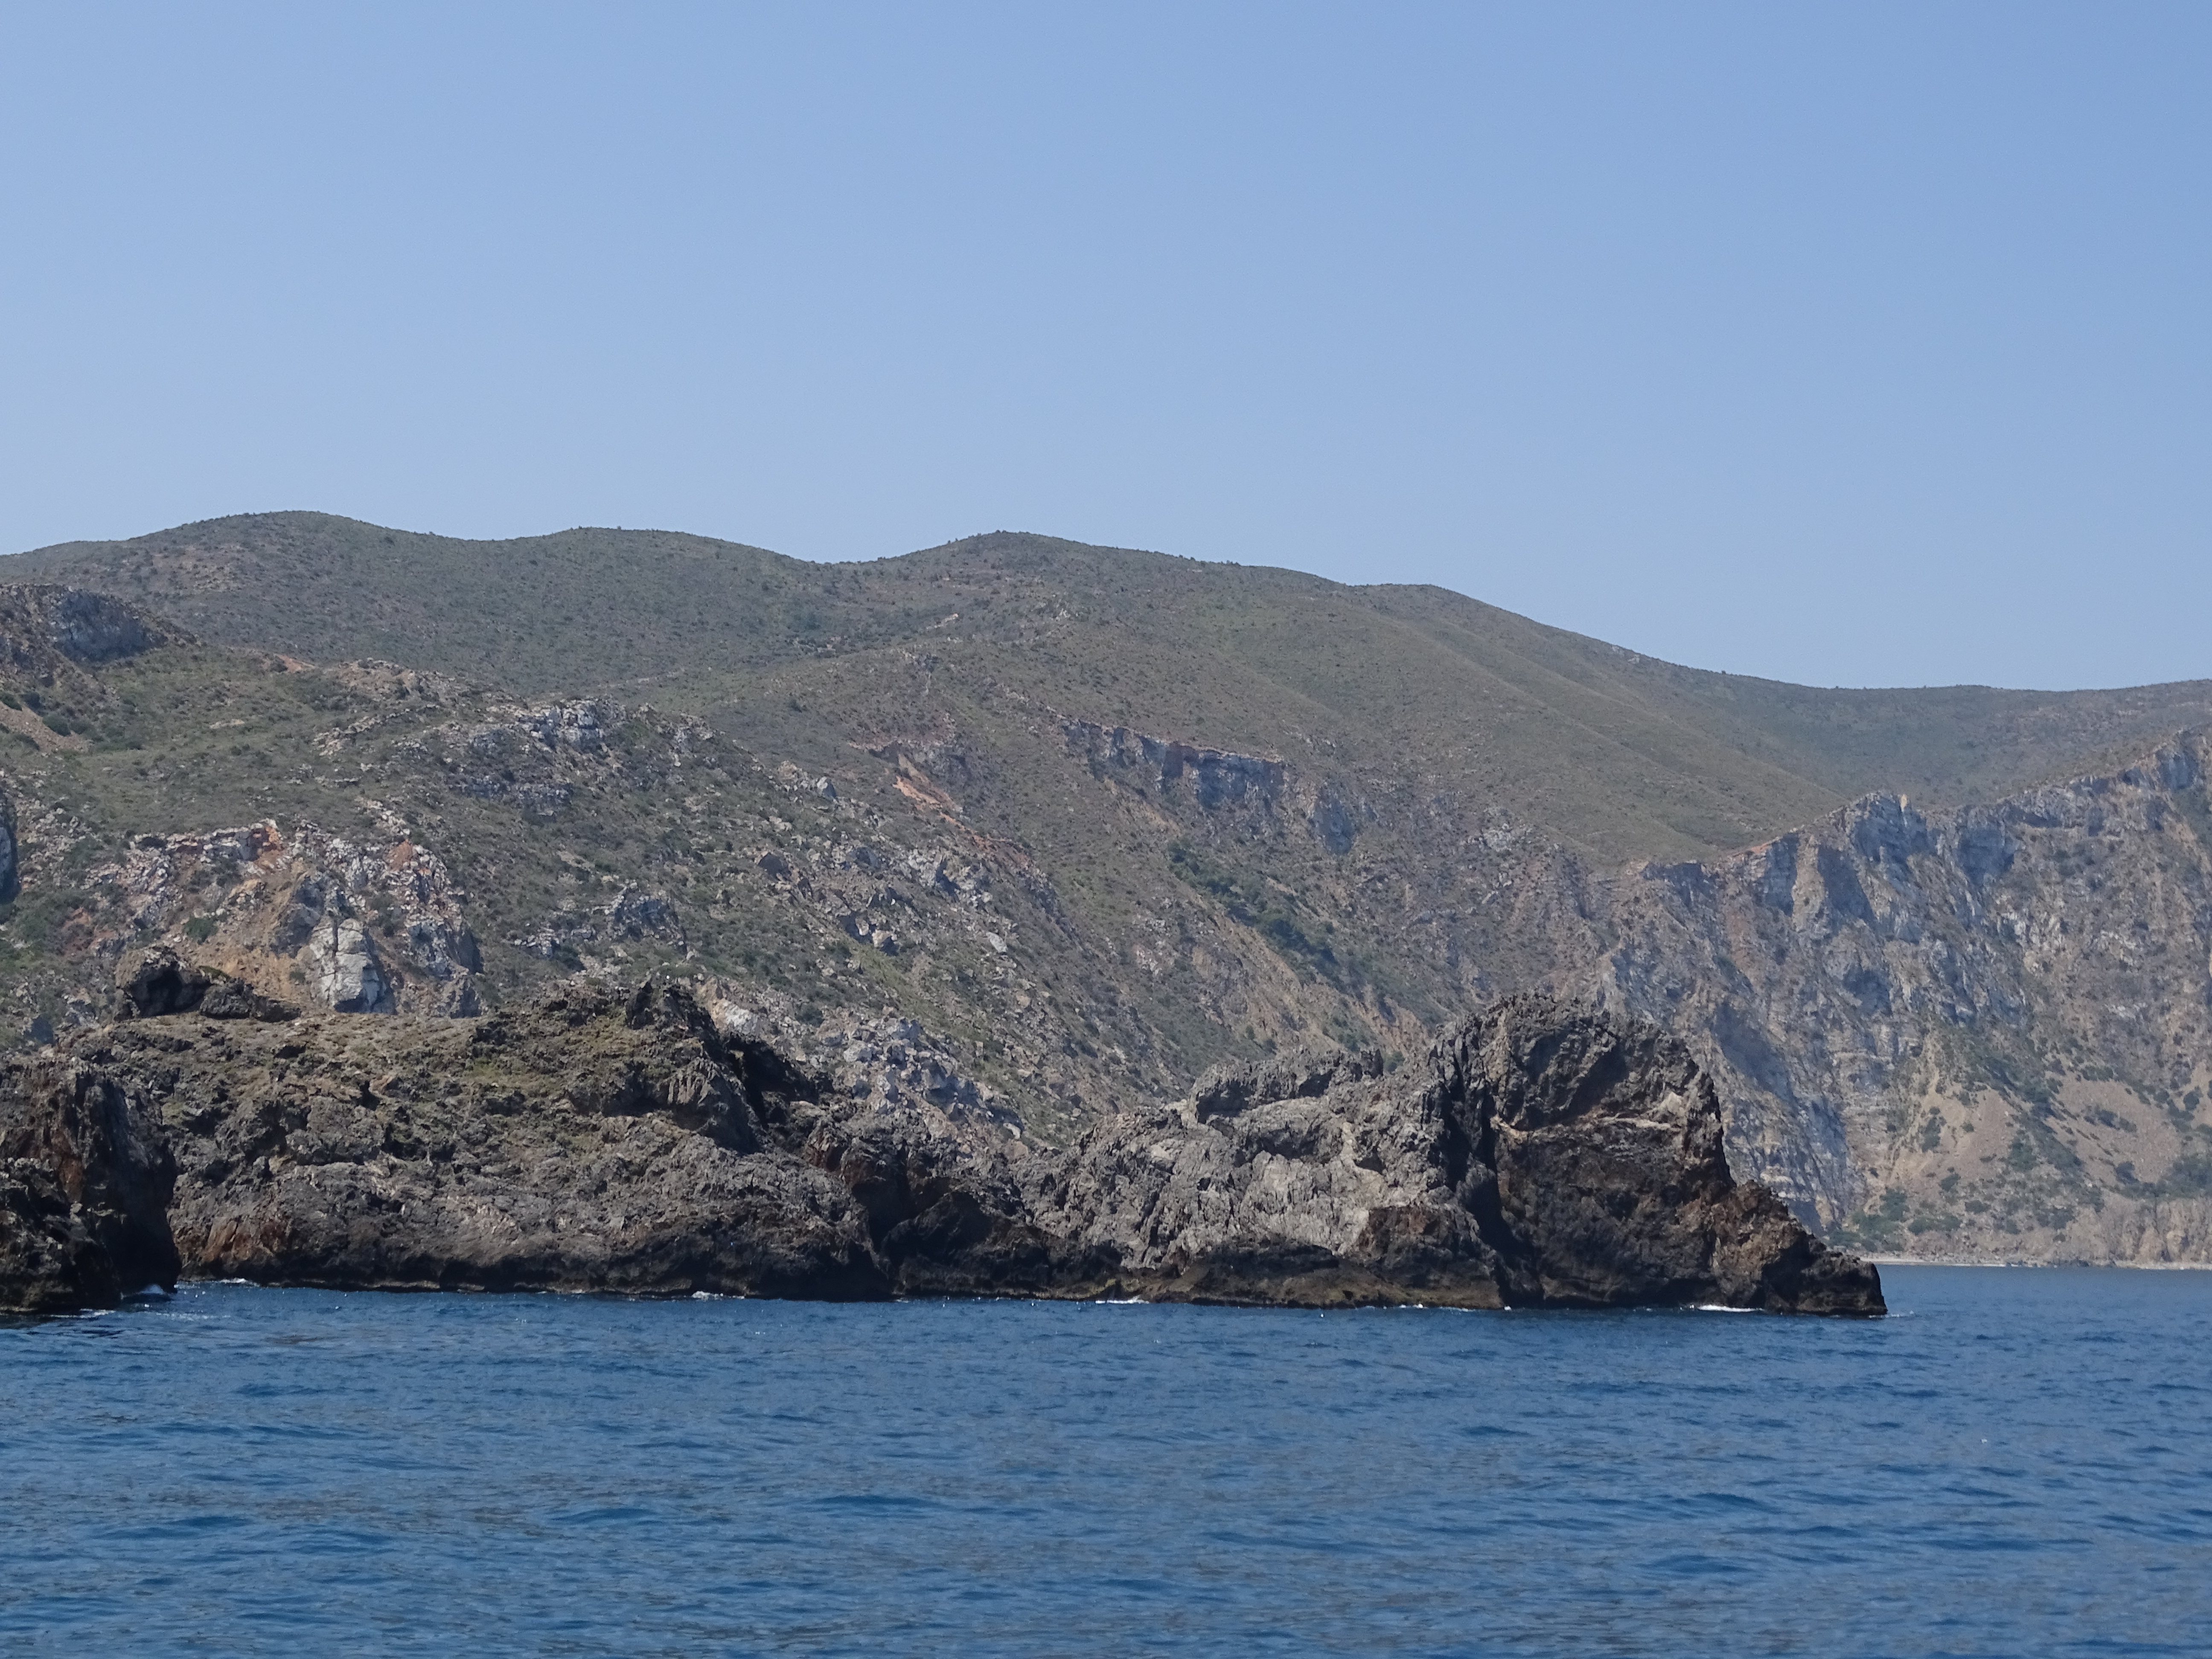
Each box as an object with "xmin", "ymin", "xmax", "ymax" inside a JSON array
[{"xmin": 6, "ymin": 1267, "xmax": 2212, "ymax": 1655}]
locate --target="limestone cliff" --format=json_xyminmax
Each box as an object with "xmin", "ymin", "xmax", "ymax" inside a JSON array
[
  {"xmin": 1585, "ymin": 732, "xmax": 2212, "ymax": 1261},
  {"xmin": 0, "ymin": 561, "xmax": 2204, "ymax": 1269}
]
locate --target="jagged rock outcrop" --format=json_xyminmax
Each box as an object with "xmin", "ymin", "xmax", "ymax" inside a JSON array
[
  {"xmin": 1065, "ymin": 720, "xmax": 1287, "ymax": 811},
  {"xmin": 0, "ymin": 583, "xmax": 180, "ymax": 681},
  {"xmin": 998, "ymin": 997, "xmax": 1879, "ymax": 1312},
  {"xmin": 72, "ymin": 982, "xmax": 879, "ymax": 1298},
  {"xmin": 51, "ymin": 985, "xmax": 1878, "ymax": 1314},
  {"xmin": 0, "ymin": 1055, "xmax": 180, "ymax": 1313}
]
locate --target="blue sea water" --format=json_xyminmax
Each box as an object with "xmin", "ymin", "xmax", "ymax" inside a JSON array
[{"xmin": 4, "ymin": 1268, "xmax": 2211, "ymax": 1656}]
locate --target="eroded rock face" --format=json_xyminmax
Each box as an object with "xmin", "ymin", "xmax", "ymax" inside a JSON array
[
  {"xmin": 0, "ymin": 1056, "xmax": 180, "ymax": 1314},
  {"xmin": 1063, "ymin": 720, "xmax": 1286, "ymax": 810},
  {"xmin": 54, "ymin": 986, "xmax": 1878, "ymax": 1314},
  {"xmin": 306, "ymin": 914, "xmax": 391, "ymax": 1012},
  {"xmin": 86, "ymin": 820, "xmax": 480, "ymax": 1018},
  {"xmin": 0, "ymin": 583, "xmax": 180, "ymax": 680},
  {"xmin": 1589, "ymin": 729, "xmax": 2212, "ymax": 1259},
  {"xmin": 33, "ymin": 588, "xmax": 171, "ymax": 665}
]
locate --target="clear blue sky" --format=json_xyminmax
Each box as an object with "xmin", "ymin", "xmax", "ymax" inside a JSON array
[{"xmin": 3, "ymin": 3, "xmax": 2205, "ymax": 690}]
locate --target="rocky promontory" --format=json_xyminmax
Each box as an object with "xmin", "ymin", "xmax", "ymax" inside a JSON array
[{"xmin": 14, "ymin": 982, "xmax": 1880, "ymax": 1316}]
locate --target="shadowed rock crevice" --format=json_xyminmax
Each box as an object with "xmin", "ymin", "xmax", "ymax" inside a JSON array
[
  {"xmin": 121, "ymin": 947, "xmax": 300, "ymax": 1023},
  {"xmin": 0, "ymin": 1057, "xmax": 180, "ymax": 1314}
]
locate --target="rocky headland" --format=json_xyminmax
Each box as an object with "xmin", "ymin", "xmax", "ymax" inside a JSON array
[
  {"xmin": 2, "ymin": 967, "xmax": 1880, "ymax": 1316},
  {"xmin": 7, "ymin": 533, "xmax": 2205, "ymax": 1274}
]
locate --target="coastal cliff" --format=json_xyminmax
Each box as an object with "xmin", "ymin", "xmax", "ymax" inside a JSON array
[
  {"xmin": 17, "ymin": 982, "xmax": 1879, "ymax": 1315},
  {"xmin": 1589, "ymin": 733, "xmax": 2212, "ymax": 1259}
]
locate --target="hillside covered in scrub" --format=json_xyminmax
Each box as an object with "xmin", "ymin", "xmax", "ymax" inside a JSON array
[{"xmin": 4, "ymin": 511, "xmax": 2212, "ymax": 1262}]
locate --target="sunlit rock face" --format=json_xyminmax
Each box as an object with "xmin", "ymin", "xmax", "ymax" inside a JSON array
[
  {"xmin": 85, "ymin": 819, "xmax": 481, "ymax": 1019},
  {"xmin": 1586, "ymin": 732, "xmax": 2212, "ymax": 1261}
]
